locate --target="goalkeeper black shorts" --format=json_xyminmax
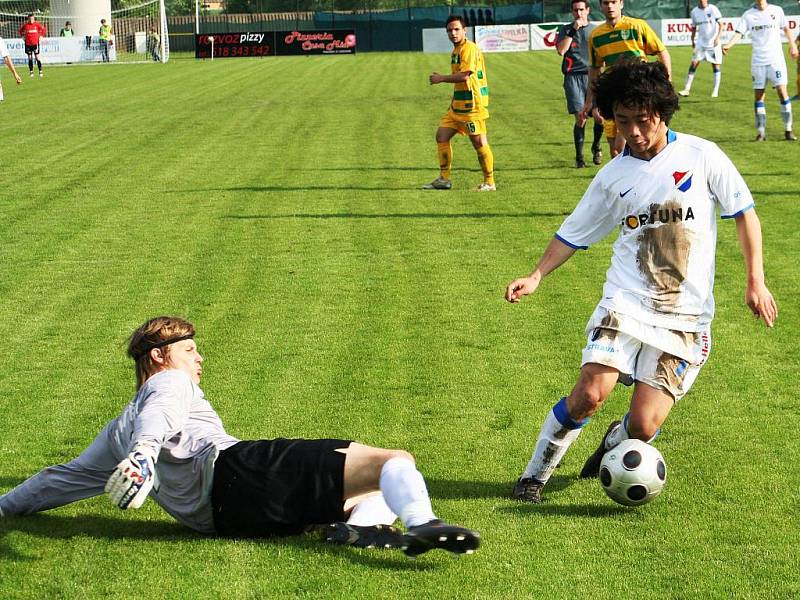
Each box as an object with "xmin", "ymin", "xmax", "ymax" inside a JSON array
[{"xmin": 211, "ymin": 438, "xmax": 352, "ymax": 537}]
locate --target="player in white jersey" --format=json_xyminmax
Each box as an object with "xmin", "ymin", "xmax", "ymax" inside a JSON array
[
  {"xmin": 0, "ymin": 316, "xmax": 479, "ymax": 557},
  {"xmin": 722, "ymin": 0, "xmax": 799, "ymax": 141},
  {"xmin": 504, "ymin": 59, "xmax": 777, "ymax": 504},
  {"xmin": 678, "ymin": 0, "xmax": 723, "ymax": 98},
  {"xmin": 0, "ymin": 36, "xmax": 23, "ymax": 101}
]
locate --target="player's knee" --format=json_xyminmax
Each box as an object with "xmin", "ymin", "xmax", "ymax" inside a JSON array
[
  {"xmin": 626, "ymin": 416, "xmax": 659, "ymax": 441},
  {"xmin": 570, "ymin": 387, "xmax": 607, "ymax": 418},
  {"xmin": 385, "ymin": 449, "xmax": 414, "ymax": 464}
]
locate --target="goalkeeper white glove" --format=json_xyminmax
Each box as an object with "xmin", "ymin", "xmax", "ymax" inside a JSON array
[{"xmin": 105, "ymin": 449, "xmax": 156, "ymax": 509}]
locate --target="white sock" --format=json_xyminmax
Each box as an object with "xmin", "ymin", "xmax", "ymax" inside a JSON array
[
  {"xmin": 605, "ymin": 419, "xmax": 629, "ymax": 449},
  {"xmin": 346, "ymin": 493, "xmax": 397, "ymax": 527},
  {"xmin": 521, "ymin": 409, "xmax": 583, "ymax": 484},
  {"xmin": 607, "ymin": 413, "xmax": 659, "ymax": 446},
  {"xmin": 781, "ymin": 99, "xmax": 793, "ymax": 131},
  {"xmin": 755, "ymin": 102, "xmax": 766, "ymax": 135},
  {"xmin": 379, "ymin": 457, "xmax": 436, "ymax": 528},
  {"xmin": 683, "ymin": 72, "xmax": 695, "ymax": 91},
  {"xmin": 0, "ymin": 84, "xmax": 4, "ymax": 102},
  {"xmin": 712, "ymin": 71, "xmax": 721, "ymax": 95}
]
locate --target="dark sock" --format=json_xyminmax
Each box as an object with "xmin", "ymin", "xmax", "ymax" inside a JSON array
[
  {"xmin": 573, "ymin": 124, "xmax": 585, "ymax": 160},
  {"xmin": 592, "ymin": 122, "xmax": 603, "ymax": 151},
  {"xmin": 28, "ymin": 57, "xmax": 33, "ymax": 72}
]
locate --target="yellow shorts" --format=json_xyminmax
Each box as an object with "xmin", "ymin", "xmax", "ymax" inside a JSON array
[
  {"xmin": 603, "ymin": 118, "xmax": 617, "ymax": 139},
  {"xmin": 439, "ymin": 111, "xmax": 488, "ymax": 136}
]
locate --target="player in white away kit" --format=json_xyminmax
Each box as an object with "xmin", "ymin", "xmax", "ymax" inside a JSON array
[
  {"xmin": 678, "ymin": 0, "xmax": 723, "ymax": 98},
  {"xmin": 0, "ymin": 316, "xmax": 479, "ymax": 557},
  {"xmin": 723, "ymin": 0, "xmax": 799, "ymax": 141},
  {"xmin": 0, "ymin": 36, "xmax": 23, "ymax": 101},
  {"xmin": 505, "ymin": 59, "xmax": 778, "ymax": 503}
]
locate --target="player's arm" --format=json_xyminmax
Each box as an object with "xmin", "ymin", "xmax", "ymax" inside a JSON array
[
  {"xmin": 580, "ymin": 66, "xmax": 601, "ymax": 121},
  {"xmin": 643, "ymin": 24, "xmax": 671, "ymax": 80},
  {"xmin": 656, "ymin": 49, "xmax": 672, "ymax": 81},
  {"xmin": 505, "ymin": 237, "xmax": 577, "ymax": 303},
  {"xmin": 429, "ymin": 71, "xmax": 470, "ymax": 85},
  {"xmin": 690, "ymin": 23, "xmax": 697, "ymax": 48},
  {"xmin": 734, "ymin": 209, "xmax": 777, "ymax": 327},
  {"xmin": 106, "ymin": 373, "xmax": 192, "ymax": 510},
  {"xmin": 712, "ymin": 20, "xmax": 722, "ymax": 47},
  {"xmin": 722, "ymin": 31, "xmax": 743, "ymax": 54},
  {"xmin": 555, "ymin": 24, "xmax": 577, "ymax": 56},
  {"xmin": 783, "ymin": 25, "xmax": 798, "ymax": 60},
  {"xmin": 4, "ymin": 56, "xmax": 21, "ymax": 85}
]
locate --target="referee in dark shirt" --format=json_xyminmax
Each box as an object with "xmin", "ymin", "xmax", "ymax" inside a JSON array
[{"xmin": 555, "ymin": 0, "xmax": 604, "ymax": 168}]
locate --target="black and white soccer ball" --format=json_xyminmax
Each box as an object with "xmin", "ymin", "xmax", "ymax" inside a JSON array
[{"xmin": 599, "ymin": 439, "xmax": 666, "ymax": 506}]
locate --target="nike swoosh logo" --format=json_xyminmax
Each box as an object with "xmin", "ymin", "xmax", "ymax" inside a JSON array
[{"xmin": 619, "ymin": 187, "xmax": 634, "ymax": 198}]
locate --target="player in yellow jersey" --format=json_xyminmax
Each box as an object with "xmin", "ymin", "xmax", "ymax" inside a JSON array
[
  {"xmin": 423, "ymin": 15, "xmax": 495, "ymax": 191},
  {"xmin": 579, "ymin": 0, "xmax": 671, "ymax": 157},
  {"xmin": 794, "ymin": 27, "xmax": 800, "ymax": 102}
]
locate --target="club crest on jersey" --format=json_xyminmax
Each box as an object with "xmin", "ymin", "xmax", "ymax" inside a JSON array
[{"xmin": 672, "ymin": 170, "xmax": 693, "ymax": 192}]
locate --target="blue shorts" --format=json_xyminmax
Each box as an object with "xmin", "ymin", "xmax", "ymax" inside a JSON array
[{"xmin": 563, "ymin": 73, "xmax": 588, "ymax": 114}]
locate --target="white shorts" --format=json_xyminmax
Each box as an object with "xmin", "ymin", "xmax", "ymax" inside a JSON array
[
  {"xmin": 751, "ymin": 61, "xmax": 788, "ymax": 89},
  {"xmin": 581, "ymin": 308, "xmax": 711, "ymax": 401},
  {"xmin": 692, "ymin": 44, "xmax": 722, "ymax": 65}
]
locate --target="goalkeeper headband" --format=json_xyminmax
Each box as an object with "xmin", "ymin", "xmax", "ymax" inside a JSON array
[{"xmin": 134, "ymin": 334, "xmax": 194, "ymax": 360}]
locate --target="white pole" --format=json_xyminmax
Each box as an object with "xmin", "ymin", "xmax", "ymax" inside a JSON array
[
  {"xmin": 159, "ymin": 0, "xmax": 168, "ymax": 62},
  {"xmin": 195, "ymin": 0, "xmax": 199, "ymax": 35},
  {"xmin": 210, "ymin": 37, "xmax": 214, "ymax": 60}
]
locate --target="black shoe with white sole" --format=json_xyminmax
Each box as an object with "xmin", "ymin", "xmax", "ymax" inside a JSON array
[
  {"xmin": 402, "ymin": 519, "xmax": 480, "ymax": 558},
  {"xmin": 579, "ymin": 420, "xmax": 622, "ymax": 479}
]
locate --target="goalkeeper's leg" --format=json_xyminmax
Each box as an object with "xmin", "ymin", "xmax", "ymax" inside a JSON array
[
  {"xmin": 0, "ymin": 427, "xmax": 118, "ymax": 516},
  {"xmin": 339, "ymin": 444, "xmax": 480, "ymax": 556}
]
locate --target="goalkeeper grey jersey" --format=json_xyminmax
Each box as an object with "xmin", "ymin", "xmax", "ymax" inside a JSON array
[{"xmin": 0, "ymin": 370, "xmax": 239, "ymax": 533}]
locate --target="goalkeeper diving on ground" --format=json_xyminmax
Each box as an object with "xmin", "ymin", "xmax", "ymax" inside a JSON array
[{"xmin": 0, "ymin": 316, "xmax": 479, "ymax": 558}]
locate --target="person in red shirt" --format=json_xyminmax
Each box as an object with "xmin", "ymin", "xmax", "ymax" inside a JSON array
[{"xmin": 18, "ymin": 13, "xmax": 46, "ymax": 78}]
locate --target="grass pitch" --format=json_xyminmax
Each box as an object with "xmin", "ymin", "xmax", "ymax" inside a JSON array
[{"xmin": 0, "ymin": 48, "xmax": 798, "ymax": 599}]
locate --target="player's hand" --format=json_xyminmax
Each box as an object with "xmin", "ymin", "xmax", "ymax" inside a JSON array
[
  {"xmin": 745, "ymin": 281, "xmax": 777, "ymax": 328},
  {"xmin": 429, "ymin": 72, "xmax": 443, "ymax": 85},
  {"xmin": 105, "ymin": 449, "xmax": 156, "ymax": 509},
  {"xmin": 789, "ymin": 46, "xmax": 799, "ymax": 60},
  {"xmin": 721, "ymin": 45, "xmax": 730, "ymax": 55},
  {"xmin": 13, "ymin": 73, "xmax": 21, "ymax": 85},
  {"xmin": 505, "ymin": 275, "xmax": 540, "ymax": 304}
]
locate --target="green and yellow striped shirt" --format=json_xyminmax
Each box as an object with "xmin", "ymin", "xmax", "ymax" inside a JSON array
[
  {"xmin": 589, "ymin": 16, "xmax": 665, "ymax": 69},
  {"xmin": 449, "ymin": 39, "xmax": 489, "ymax": 121}
]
